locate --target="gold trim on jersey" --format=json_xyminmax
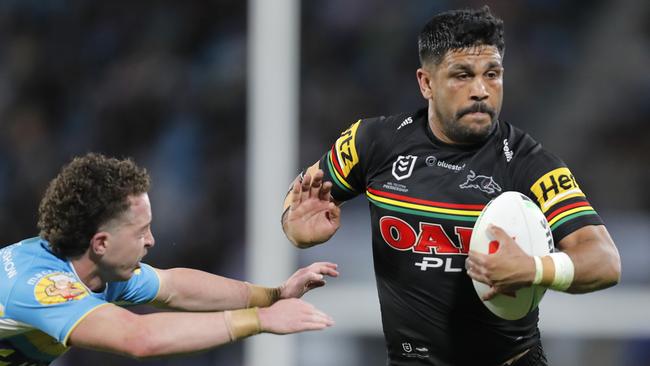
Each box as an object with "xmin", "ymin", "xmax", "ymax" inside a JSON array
[
  {"xmin": 334, "ymin": 120, "xmax": 361, "ymax": 177},
  {"xmin": 530, "ymin": 167, "xmax": 585, "ymax": 212}
]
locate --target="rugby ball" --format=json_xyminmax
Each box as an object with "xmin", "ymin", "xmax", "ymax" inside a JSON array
[{"xmin": 469, "ymin": 191, "xmax": 553, "ymax": 320}]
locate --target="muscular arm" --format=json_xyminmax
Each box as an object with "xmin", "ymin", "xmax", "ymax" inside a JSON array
[
  {"xmin": 69, "ymin": 304, "xmax": 234, "ymax": 358},
  {"xmin": 153, "ymin": 262, "xmax": 339, "ymax": 311},
  {"xmin": 281, "ymin": 161, "xmax": 341, "ymax": 248},
  {"xmin": 68, "ymin": 299, "xmax": 332, "ymax": 359},
  {"xmin": 556, "ymin": 225, "xmax": 621, "ymax": 293},
  {"xmin": 466, "ymin": 224, "xmax": 621, "ymax": 299},
  {"xmin": 153, "ymin": 267, "xmax": 249, "ymax": 311}
]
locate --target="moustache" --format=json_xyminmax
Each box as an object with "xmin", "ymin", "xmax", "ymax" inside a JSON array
[{"xmin": 456, "ymin": 103, "xmax": 495, "ymax": 120}]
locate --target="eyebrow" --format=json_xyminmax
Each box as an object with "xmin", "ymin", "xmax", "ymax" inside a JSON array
[
  {"xmin": 485, "ymin": 61, "xmax": 503, "ymax": 69},
  {"xmin": 447, "ymin": 61, "xmax": 503, "ymax": 73},
  {"xmin": 448, "ymin": 63, "xmax": 474, "ymax": 73}
]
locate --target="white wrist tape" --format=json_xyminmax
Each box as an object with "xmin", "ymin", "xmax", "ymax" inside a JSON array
[
  {"xmin": 549, "ymin": 252, "xmax": 575, "ymax": 291},
  {"xmin": 532, "ymin": 256, "xmax": 544, "ymax": 285}
]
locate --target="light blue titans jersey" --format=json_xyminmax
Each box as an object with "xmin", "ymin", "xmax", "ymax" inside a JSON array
[{"xmin": 0, "ymin": 237, "xmax": 160, "ymax": 365}]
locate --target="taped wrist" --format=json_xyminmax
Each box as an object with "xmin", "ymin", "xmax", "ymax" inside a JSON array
[
  {"xmin": 224, "ymin": 308, "xmax": 261, "ymax": 341},
  {"xmin": 246, "ymin": 282, "xmax": 282, "ymax": 307},
  {"xmin": 531, "ymin": 252, "xmax": 575, "ymax": 291}
]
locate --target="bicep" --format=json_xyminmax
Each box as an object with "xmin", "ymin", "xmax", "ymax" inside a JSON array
[
  {"xmin": 151, "ymin": 268, "xmax": 172, "ymax": 307},
  {"xmin": 556, "ymin": 225, "xmax": 616, "ymax": 253}
]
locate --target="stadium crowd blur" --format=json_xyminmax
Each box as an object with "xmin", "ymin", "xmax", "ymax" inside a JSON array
[{"xmin": 0, "ymin": 0, "xmax": 647, "ymax": 365}]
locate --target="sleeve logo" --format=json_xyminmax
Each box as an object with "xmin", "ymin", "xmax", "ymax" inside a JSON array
[
  {"xmin": 0, "ymin": 303, "xmax": 4, "ymax": 317},
  {"xmin": 530, "ymin": 167, "xmax": 584, "ymax": 212},
  {"xmin": 334, "ymin": 120, "xmax": 361, "ymax": 177},
  {"xmin": 34, "ymin": 273, "xmax": 88, "ymax": 305}
]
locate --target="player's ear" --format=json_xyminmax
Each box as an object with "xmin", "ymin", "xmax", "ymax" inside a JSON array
[
  {"xmin": 416, "ymin": 66, "xmax": 435, "ymax": 100},
  {"xmin": 90, "ymin": 231, "xmax": 109, "ymax": 256}
]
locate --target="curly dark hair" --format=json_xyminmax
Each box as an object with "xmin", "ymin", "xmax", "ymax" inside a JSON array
[
  {"xmin": 38, "ymin": 153, "xmax": 151, "ymax": 258},
  {"xmin": 418, "ymin": 6, "xmax": 505, "ymax": 65}
]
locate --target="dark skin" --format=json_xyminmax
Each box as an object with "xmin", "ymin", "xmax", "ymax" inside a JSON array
[{"xmin": 282, "ymin": 45, "xmax": 621, "ymax": 299}]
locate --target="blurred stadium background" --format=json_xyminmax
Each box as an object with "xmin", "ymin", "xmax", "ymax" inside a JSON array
[{"xmin": 0, "ymin": 0, "xmax": 648, "ymax": 365}]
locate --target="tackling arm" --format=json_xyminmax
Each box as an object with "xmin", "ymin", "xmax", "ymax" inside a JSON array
[
  {"xmin": 68, "ymin": 299, "xmax": 332, "ymax": 359},
  {"xmin": 152, "ymin": 262, "xmax": 339, "ymax": 311},
  {"xmin": 153, "ymin": 268, "xmax": 250, "ymax": 311}
]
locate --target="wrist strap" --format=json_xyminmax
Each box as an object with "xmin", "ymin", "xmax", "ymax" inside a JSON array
[
  {"xmin": 548, "ymin": 252, "xmax": 575, "ymax": 291},
  {"xmin": 246, "ymin": 282, "xmax": 282, "ymax": 307},
  {"xmin": 224, "ymin": 308, "xmax": 262, "ymax": 341},
  {"xmin": 532, "ymin": 253, "xmax": 575, "ymax": 291},
  {"xmin": 532, "ymin": 256, "xmax": 544, "ymax": 285}
]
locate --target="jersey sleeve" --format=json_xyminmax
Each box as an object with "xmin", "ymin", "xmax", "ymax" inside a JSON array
[
  {"xmin": 513, "ymin": 144, "xmax": 604, "ymax": 243},
  {"xmin": 6, "ymin": 271, "xmax": 109, "ymax": 345},
  {"xmin": 107, "ymin": 263, "xmax": 161, "ymax": 305},
  {"xmin": 319, "ymin": 119, "xmax": 375, "ymax": 202}
]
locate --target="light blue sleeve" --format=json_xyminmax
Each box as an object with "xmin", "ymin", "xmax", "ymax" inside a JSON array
[
  {"xmin": 107, "ymin": 263, "xmax": 161, "ymax": 305},
  {"xmin": 6, "ymin": 271, "xmax": 109, "ymax": 345}
]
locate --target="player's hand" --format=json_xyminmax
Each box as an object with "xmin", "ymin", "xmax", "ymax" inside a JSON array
[
  {"xmin": 465, "ymin": 225, "xmax": 536, "ymax": 301},
  {"xmin": 280, "ymin": 262, "xmax": 339, "ymax": 299},
  {"xmin": 283, "ymin": 169, "xmax": 341, "ymax": 246},
  {"xmin": 258, "ymin": 298, "xmax": 334, "ymax": 334}
]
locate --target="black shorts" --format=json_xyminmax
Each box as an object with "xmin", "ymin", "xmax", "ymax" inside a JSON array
[{"xmin": 510, "ymin": 341, "xmax": 548, "ymax": 366}]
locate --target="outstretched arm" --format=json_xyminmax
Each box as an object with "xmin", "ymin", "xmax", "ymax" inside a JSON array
[
  {"xmin": 282, "ymin": 162, "xmax": 341, "ymax": 248},
  {"xmin": 466, "ymin": 224, "xmax": 620, "ymax": 300},
  {"xmin": 153, "ymin": 262, "xmax": 339, "ymax": 311},
  {"xmin": 68, "ymin": 298, "xmax": 333, "ymax": 359}
]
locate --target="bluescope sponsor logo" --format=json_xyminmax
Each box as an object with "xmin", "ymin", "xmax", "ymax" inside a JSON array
[
  {"xmin": 531, "ymin": 167, "xmax": 584, "ymax": 212},
  {"xmin": 334, "ymin": 120, "xmax": 361, "ymax": 177},
  {"xmin": 34, "ymin": 273, "xmax": 88, "ymax": 305}
]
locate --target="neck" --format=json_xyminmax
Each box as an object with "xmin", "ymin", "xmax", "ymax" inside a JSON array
[
  {"xmin": 70, "ymin": 253, "xmax": 106, "ymax": 292},
  {"xmin": 427, "ymin": 105, "xmax": 456, "ymax": 145}
]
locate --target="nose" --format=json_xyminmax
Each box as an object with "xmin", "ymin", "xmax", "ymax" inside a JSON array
[
  {"xmin": 145, "ymin": 230, "xmax": 155, "ymax": 248},
  {"xmin": 470, "ymin": 78, "xmax": 489, "ymax": 102}
]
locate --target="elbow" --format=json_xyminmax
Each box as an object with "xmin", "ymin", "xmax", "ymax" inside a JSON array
[
  {"xmin": 122, "ymin": 323, "xmax": 163, "ymax": 359},
  {"xmin": 606, "ymin": 250, "xmax": 622, "ymax": 288},
  {"xmin": 592, "ymin": 250, "xmax": 622, "ymax": 291}
]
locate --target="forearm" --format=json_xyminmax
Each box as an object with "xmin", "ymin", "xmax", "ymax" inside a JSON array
[
  {"xmin": 535, "ymin": 225, "xmax": 621, "ymax": 294},
  {"xmin": 155, "ymin": 268, "xmax": 283, "ymax": 311},
  {"xmin": 70, "ymin": 306, "xmax": 261, "ymax": 359},
  {"xmin": 156, "ymin": 268, "xmax": 249, "ymax": 311},
  {"xmin": 133, "ymin": 311, "xmax": 234, "ymax": 357},
  {"xmin": 561, "ymin": 238, "xmax": 620, "ymax": 293}
]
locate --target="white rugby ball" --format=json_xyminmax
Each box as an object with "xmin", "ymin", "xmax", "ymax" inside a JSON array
[{"xmin": 470, "ymin": 191, "xmax": 554, "ymax": 320}]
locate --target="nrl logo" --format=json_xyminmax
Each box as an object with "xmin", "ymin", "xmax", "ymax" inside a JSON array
[
  {"xmin": 392, "ymin": 155, "xmax": 417, "ymax": 181},
  {"xmin": 402, "ymin": 343, "xmax": 412, "ymax": 353},
  {"xmin": 459, "ymin": 170, "xmax": 502, "ymax": 194}
]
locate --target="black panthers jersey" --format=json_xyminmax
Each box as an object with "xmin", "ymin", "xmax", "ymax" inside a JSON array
[{"xmin": 319, "ymin": 108, "xmax": 603, "ymax": 366}]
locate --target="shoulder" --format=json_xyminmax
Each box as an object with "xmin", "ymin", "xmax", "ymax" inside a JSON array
[
  {"xmin": 351, "ymin": 108, "xmax": 427, "ymax": 149},
  {"xmin": 1, "ymin": 238, "xmax": 67, "ymax": 286},
  {"xmin": 2, "ymin": 238, "xmax": 85, "ymax": 303},
  {"xmin": 498, "ymin": 121, "xmax": 563, "ymax": 167}
]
